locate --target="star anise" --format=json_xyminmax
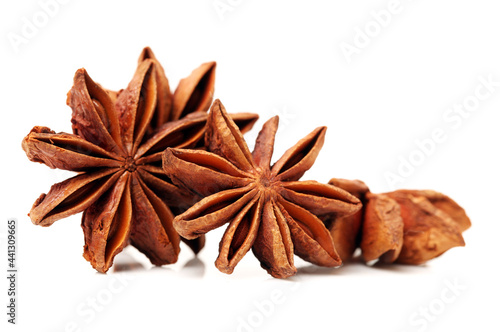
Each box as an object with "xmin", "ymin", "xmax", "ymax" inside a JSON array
[
  {"xmin": 22, "ymin": 49, "xmax": 258, "ymax": 273},
  {"xmin": 324, "ymin": 178, "xmax": 369, "ymax": 262},
  {"xmin": 162, "ymin": 100, "xmax": 362, "ymax": 278},
  {"xmin": 325, "ymin": 179, "xmax": 471, "ymax": 265}
]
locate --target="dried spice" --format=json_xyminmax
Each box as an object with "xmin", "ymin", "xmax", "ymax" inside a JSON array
[
  {"xmin": 325, "ymin": 179, "xmax": 471, "ymax": 265},
  {"xmin": 325, "ymin": 179, "xmax": 369, "ymax": 262},
  {"xmin": 22, "ymin": 48, "xmax": 258, "ymax": 272},
  {"xmin": 163, "ymin": 100, "xmax": 361, "ymax": 278},
  {"xmin": 21, "ymin": 47, "xmax": 471, "ymax": 277}
]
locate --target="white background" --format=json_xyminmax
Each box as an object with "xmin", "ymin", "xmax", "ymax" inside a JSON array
[{"xmin": 1, "ymin": 1, "xmax": 499, "ymax": 331}]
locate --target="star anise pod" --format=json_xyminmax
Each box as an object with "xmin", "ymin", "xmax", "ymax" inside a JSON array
[
  {"xmin": 22, "ymin": 50, "xmax": 258, "ymax": 273},
  {"xmin": 325, "ymin": 179, "xmax": 471, "ymax": 265},
  {"xmin": 324, "ymin": 179, "xmax": 369, "ymax": 262},
  {"xmin": 163, "ymin": 100, "xmax": 362, "ymax": 278}
]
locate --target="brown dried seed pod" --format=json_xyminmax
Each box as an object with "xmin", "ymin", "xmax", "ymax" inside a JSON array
[
  {"xmin": 386, "ymin": 190, "xmax": 467, "ymax": 265},
  {"xmin": 360, "ymin": 193, "xmax": 403, "ymax": 263},
  {"xmin": 163, "ymin": 100, "xmax": 362, "ymax": 278},
  {"xmin": 326, "ymin": 179, "xmax": 369, "ymax": 262},
  {"xmin": 325, "ymin": 179, "xmax": 470, "ymax": 265},
  {"xmin": 22, "ymin": 47, "xmax": 258, "ymax": 273}
]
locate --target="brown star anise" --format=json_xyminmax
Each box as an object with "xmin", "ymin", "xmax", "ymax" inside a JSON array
[
  {"xmin": 325, "ymin": 179, "xmax": 471, "ymax": 265},
  {"xmin": 22, "ymin": 49, "xmax": 258, "ymax": 272},
  {"xmin": 162, "ymin": 100, "xmax": 362, "ymax": 278},
  {"xmin": 324, "ymin": 178, "xmax": 369, "ymax": 262}
]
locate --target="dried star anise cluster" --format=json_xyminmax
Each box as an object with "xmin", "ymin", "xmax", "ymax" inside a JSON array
[
  {"xmin": 22, "ymin": 47, "xmax": 470, "ymax": 278},
  {"xmin": 22, "ymin": 48, "xmax": 257, "ymax": 272}
]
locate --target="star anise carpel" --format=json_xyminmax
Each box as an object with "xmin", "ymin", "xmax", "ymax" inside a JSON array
[
  {"xmin": 325, "ymin": 179, "xmax": 471, "ymax": 265},
  {"xmin": 22, "ymin": 48, "xmax": 258, "ymax": 272},
  {"xmin": 163, "ymin": 100, "xmax": 362, "ymax": 278}
]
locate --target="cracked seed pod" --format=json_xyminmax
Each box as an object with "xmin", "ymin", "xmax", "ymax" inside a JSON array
[
  {"xmin": 361, "ymin": 193, "xmax": 403, "ymax": 263},
  {"xmin": 385, "ymin": 190, "xmax": 470, "ymax": 264},
  {"xmin": 325, "ymin": 179, "xmax": 471, "ymax": 265},
  {"xmin": 324, "ymin": 179, "xmax": 369, "ymax": 262}
]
